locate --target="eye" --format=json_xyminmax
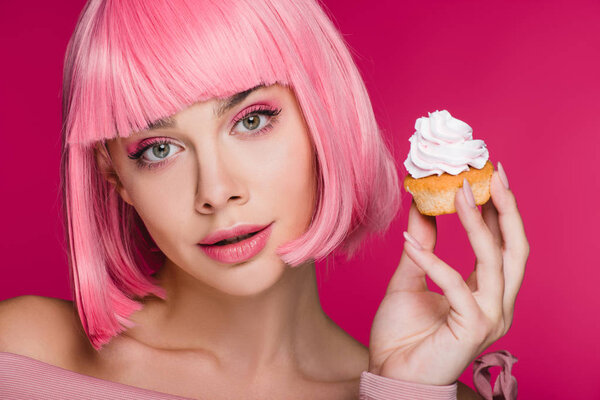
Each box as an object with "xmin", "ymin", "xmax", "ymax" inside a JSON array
[
  {"xmin": 231, "ymin": 105, "xmax": 282, "ymax": 136},
  {"xmin": 237, "ymin": 114, "xmax": 263, "ymax": 131},
  {"xmin": 142, "ymin": 142, "xmax": 181, "ymax": 162},
  {"xmin": 127, "ymin": 138, "xmax": 183, "ymax": 169}
]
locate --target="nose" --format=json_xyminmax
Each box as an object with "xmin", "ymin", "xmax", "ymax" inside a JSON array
[{"xmin": 194, "ymin": 148, "xmax": 248, "ymax": 214}]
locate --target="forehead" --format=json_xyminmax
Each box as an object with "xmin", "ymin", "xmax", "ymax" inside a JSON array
[
  {"xmin": 144, "ymin": 84, "xmax": 267, "ymax": 132},
  {"xmin": 122, "ymin": 83, "xmax": 293, "ymax": 139}
]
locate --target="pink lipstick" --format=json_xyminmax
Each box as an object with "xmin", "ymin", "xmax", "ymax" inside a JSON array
[{"xmin": 198, "ymin": 223, "xmax": 273, "ymax": 264}]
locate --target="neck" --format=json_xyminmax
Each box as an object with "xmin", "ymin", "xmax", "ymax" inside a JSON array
[{"xmin": 123, "ymin": 258, "xmax": 334, "ymax": 379}]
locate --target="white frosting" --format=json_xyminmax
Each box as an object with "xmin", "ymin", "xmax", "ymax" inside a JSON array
[{"xmin": 404, "ymin": 110, "xmax": 489, "ymax": 178}]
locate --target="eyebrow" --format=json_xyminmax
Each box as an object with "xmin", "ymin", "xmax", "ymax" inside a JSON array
[{"xmin": 145, "ymin": 84, "xmax": 265, "ymax": 131}]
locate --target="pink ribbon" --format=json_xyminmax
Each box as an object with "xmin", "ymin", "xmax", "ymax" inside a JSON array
[{"xmin": 473, "ymin": 350, "xmax": 518, "ymax": 400}]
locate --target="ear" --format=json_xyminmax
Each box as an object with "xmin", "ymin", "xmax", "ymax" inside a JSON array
[{"xmin": 94, "ymin": 142, "xmax": 134, "ymax": 206}]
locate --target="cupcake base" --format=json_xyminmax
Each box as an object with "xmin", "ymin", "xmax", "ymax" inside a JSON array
[{"xmin": 403, "ymin": 161, "xmax": 494, "ymax": 216}]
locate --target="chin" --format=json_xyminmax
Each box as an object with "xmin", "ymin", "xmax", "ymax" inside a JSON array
[{"xmin": 204, "ymin": 253, "xmax": 290, "ymax": 297}]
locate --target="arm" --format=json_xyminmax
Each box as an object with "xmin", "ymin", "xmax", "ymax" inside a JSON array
[
  {"xmin": 457, "ymin": 381, "xmax": 484, "ymax": 400},
  {"xmin": 364, "ymin": 166, "xmax": 526, "ymax": 399}
]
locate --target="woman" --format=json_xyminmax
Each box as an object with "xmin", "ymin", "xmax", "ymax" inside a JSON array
[{"xmin": 0, "ymin": 0, "xmax": 528, "ymax": 398}]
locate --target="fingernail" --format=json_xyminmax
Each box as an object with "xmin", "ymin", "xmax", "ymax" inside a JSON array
[
  {"xmin": 462, "ymin": 178, "xmax": 476, "ymax": 208},
  {"xmin": 403, "ymin": 231, "xmax": 423, "ymax": 250},
  {"xmin": 497, "ymin": 162, "xmax": 510, "ymax": 189}
]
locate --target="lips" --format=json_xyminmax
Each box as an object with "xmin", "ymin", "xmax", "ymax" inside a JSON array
[
  {"xmin": 211, "ymin": 231, "xmax": 259, "ymax": 246},
  {"xmin": 198, "ymin": 223, "xmax": 270, "ymax": 245},
  {"xmin": 197, "ymin": 223, "xmax": 273, "ymax": 264}
]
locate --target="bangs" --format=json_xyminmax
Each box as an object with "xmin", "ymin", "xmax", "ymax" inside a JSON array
[{"xmin": 64, "ymin": 0, "xmax": 294, "ymax": 145}]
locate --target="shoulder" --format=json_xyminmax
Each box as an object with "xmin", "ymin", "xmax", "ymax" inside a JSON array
[{"xmin": 0, "ymin": 295, "xmax": 93, "ymax": 369}]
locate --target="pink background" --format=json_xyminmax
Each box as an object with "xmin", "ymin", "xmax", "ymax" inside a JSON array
[{"xmin": 1, "ymin": 0, "xmax": 598, "ymax": 397}]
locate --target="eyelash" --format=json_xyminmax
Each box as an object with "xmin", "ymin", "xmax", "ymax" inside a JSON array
[{"xmin": 127, "ymin": 105, "xmax": 282, "ymax": 170}]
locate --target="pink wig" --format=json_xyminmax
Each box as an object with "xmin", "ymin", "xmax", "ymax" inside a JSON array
[{"xmin": 61, "ymin": 0, "xmax": 400, "ymax": 350}]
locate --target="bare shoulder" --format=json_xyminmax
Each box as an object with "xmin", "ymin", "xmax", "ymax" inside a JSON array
[
  {"xmin": 0, "ymin": 295, "xmax": 93, "ymax": 369},
  {"xmin": 458, "ymin": 380, "xmax": 483, "ymax": 400}
]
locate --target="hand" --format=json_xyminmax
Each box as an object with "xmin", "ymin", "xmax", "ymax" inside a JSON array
[{"xmin": 367, "ymin": 163, "xmax": 528, "ymax": 386}]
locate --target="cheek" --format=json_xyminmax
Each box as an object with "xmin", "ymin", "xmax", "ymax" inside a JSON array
[
  {"xmin": 107, "ymin": 143, "xmax": 191, "ymax": 227},
  {"xmin": 279, "ymin": 149, "xmax": 315, "ymax": 205},
  {"xmin": 251, "ymin": 127, "xmax": 316, "ymax": 229},
  {"xmin": 120, "ymin": 165, "xmax": 194, "ymax": 242}
]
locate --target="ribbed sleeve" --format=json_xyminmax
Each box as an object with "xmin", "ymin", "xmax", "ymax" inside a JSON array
[
  {"xmin": 1, "ymin": 350, "xmax": 517, "ymax": 399},
  {"xmin": 0, "ymin": 352, "xmax": 191, "ymax": 399},
  {"xmin": 359, "ymin": 371, "xmax": 457, "ymax": 399}
]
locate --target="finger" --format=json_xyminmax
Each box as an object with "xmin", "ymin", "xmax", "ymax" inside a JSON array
[
  {"xmin": 490, "ymin": 162, "xmax": 529, "ymax": 317},
  {"xmin": 387, "ymin": 202, "xmax": 436, "ymax": 293},
  {"xmin": 455, "ymin": 179, "xmax": 504, "ymax": 310},
  {"xmin": 403, "ymin": 232, "xmax": 481, "ymax": 321},
  {"xmin": 482, "ymin": 200, "xmax": 502, "ymax": 247},
  {"xmin": 407, "ymin": 200, "xmax": 437, "ymax": 252},
  {"xmin": 466, "ymin": 264, "xmax": 477, "ymax": 292}
]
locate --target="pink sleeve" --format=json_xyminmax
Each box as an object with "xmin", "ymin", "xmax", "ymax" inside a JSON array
[
  {"xmin": 359, "ymin": 350, "xmax": 518, "ymax": 400},
  {"xmin": 359, "ymin": 371, "xmax": 457, "ymax": 400},
  {"xmin": 473, "ymin": 350, "xmax": 518, "ymax": 400}
]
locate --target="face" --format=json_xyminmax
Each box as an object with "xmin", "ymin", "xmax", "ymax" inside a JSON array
[{"xmin": 101, "ymin": 84, "xmax": 317, "ymax": 296}]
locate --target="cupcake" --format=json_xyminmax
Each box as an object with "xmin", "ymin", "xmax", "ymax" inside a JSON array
[{"xmin": 403, "ymin": 110, "xmax": 493, "ymax": 216}]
